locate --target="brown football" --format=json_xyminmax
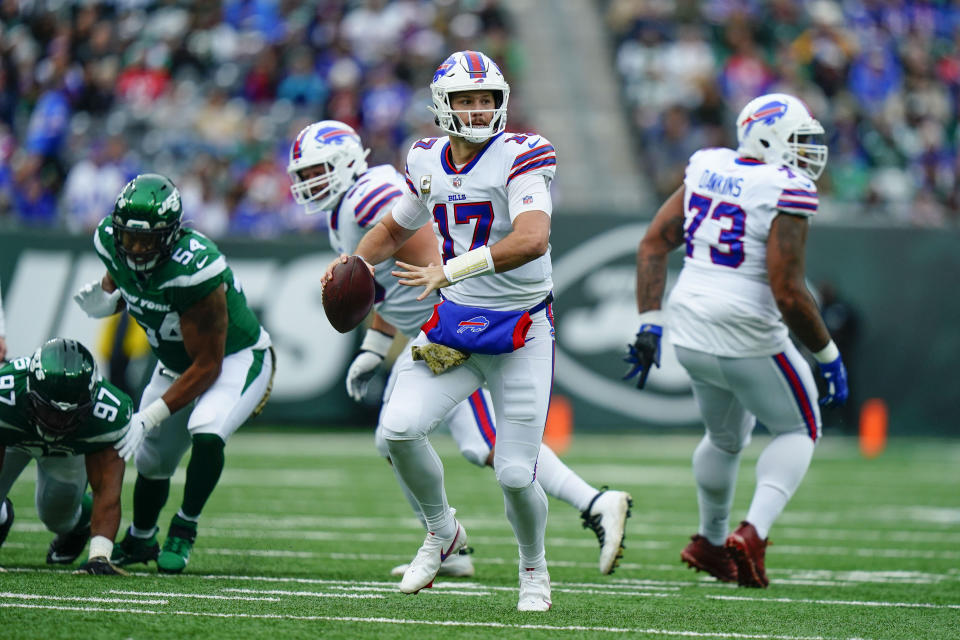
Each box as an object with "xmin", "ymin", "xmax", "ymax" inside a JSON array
[{"xmin": 322, "ymin": 256, "xmax": 376, "ymax": 333}]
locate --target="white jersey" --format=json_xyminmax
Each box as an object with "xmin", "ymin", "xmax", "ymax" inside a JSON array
[
  {"xmin": 667, "ymin": 147, "xmax": 819, "ymax": 357},
  {"xmin": 330, "ymin": 164, "xmax": 430, "ymax": 336},
  {"xmin": 399, "ymin": 132, "xmax": 557, "ymax": 310}
]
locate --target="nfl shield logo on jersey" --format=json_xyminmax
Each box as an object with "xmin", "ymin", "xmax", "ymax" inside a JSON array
[
  {"xmin": 452, "ymin": 176, "xmax": 462, "ymax": 189},
  {"xmin": 522, "ymin": 195, "xmax": 533, "ymax": 205}
]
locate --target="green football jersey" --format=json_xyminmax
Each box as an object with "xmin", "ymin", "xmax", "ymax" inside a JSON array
[
  {"xmin": 0, "ymin": 357, "xmax": 133, "ymax": 457},
  {"xmin": 94, "ymin": 218, "xmax": 267, "ymax": 374}
]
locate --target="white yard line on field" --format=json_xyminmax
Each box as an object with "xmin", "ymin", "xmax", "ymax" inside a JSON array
[
  {"xmin": 218, "ymin": 588, "xmax": 384, "ymax": 599},
  {"xmin": 707, "ymin": 594, "xmax": 960, "ymax": 609},
  {"xmin": 108, "ymin": 590, "xmax": 281, "ymax": 602},
  {"xmin": 0, "ymin": 592, "xmax": 167, "ymax": 605},
  {"xmin": 0, "ymin": 602, "xmax": 875, "ymax": 639}
]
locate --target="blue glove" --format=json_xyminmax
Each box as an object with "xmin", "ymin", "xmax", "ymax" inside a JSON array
[
  {"xmin": 623, "ymin": 314, "xmax": 663, "ymax": 389},
  {"xmin": 817, "ymin": 354, "xmax": 849, "ymax": 407}
]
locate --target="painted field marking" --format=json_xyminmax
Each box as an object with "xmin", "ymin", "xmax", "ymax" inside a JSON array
[
  {"xmin": 108, "ymin": 590, "xmax": 281, "ymax": 602},
  {"xmin": 219, "ymin": 588, "xmax": 383, "ymax": 599},
  {"xmin": 708, "ymin": 594, "xmax": 960, "ymax": 610},
  {"xmin": 0, "ymin": 602, "xmax": 875, "ymax": 639},
  {"xmin": 0, "ymin": 592, "xmax": 167, "ymax": 605}
]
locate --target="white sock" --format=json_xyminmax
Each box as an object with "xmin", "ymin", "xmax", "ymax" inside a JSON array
[
  {"xmin": 130, "ymin": 525, "xmax": 158, "ymax": 538},
  {"xmin": 386, "ymin": 436, "xmax": 456, "ymax": 538},
  {"xmin": 504, "ymin": 479, "xmax": 549, "ymax": 569},
  {"xmin": 534, "ymin": 443, "xmax": 597, "ymax": 512},
  {"xmin": 746, "ymin": 431, "xmax": 815, "ymax": 539},
  {"xmin": 693, "ymin": 435, "xmax": 741, "ymax": 546},
  {"xmin": 387, "ymin": 459, "xmax": 428, "ymax": 530},
  {"xmin": 176, "ymin": 510, "xmax": 199, "ymax": 523},
  {"xmin": 0, "ymin": 500, "xmax": 7, "ymax": 525}
]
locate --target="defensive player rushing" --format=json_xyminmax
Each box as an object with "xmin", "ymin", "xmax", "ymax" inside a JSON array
[
  {"xmin": 625, "ymin": 93, "xmax": 849, "ymax": 588},
  {"xmin": 289, "ymin": 120, "xmax": 631, "ymax": 578},
  {"xmin": 0, "ymin": 338, "xmax": 138, "ymax": 574},
  {"xmin": 324, "ymin": 50, "xmax": 564, "ymax": 611},
  {"xmin": 73, "ymin": 174, "xmax": 275, "ymax": 574}
]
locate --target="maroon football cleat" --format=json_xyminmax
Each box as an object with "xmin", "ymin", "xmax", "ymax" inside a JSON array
[
  {"xmin": 681, "ymin": 534, "xmax": 737, "ymax": 583},
  {"xmin": 726, "ymin": 521, "xmax": 770, "ymax": 588}
]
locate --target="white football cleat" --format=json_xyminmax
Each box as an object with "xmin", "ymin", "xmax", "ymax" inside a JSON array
[
  {"xmin": 390, "ymin": 547, "xmax": 475, "ymax": 577},
  {"xmin": 581, "ymin": 489, "xmax": 633, "ymax": 574},
  {"xmin": 517, "ymin": 566, "xmax": 552, "ymax": 612},
  {"xmin": 399, "ymin": 521, "xmax": 468, "ymax": 594}
]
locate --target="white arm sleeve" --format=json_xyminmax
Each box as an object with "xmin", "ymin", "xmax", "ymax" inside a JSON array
[
  {"xmin": 390, "ymin": 192, "xmax": 432, "ymax": 230},
  {"xmin": 507, "ymin": 173, "xmax": 552, "ymax": 222}
]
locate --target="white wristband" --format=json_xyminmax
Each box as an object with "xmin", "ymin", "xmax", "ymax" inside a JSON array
[
  {"xmin": 89, "ymin": 535, "xmax": 113, "ymax": 559},
  {"xmin": 360, "ymin": 329, "xmax": 394, "ymax": 358},
  {"xmin": 813, "ymin": 340, "xmax": 839, "ymax": 363},
  {"xmin": 637, "ymin": 309, "xmax": 665, "ymax": 326},
  {"xmin": 442, "ymin": 246, "xmax": 494, "ymax": 283},
  {"xmin": 141, "ymin": 398, "xmax": 171, "ymax": 429}
]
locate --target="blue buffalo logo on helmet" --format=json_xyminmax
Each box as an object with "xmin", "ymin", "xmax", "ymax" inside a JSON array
[
  {"xmin": 740, "ymin": 100, "xmax": 788, "ymax": 136},
  {"xmin": 457, "ymin": 316, "xmax": 490, "ymax": 334}
]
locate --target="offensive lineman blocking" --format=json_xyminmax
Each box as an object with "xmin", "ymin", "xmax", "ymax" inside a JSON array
[
  {"xmin": 289, "ymin": 120, "xmax": 631, "ymax": 578},
  {"xmin": 625, "ymin": 93, "xmax": 849, "ymax": 588},
  {"xmin": 324, "ymin": 50, "xmax": 558, "ymax": 610}
]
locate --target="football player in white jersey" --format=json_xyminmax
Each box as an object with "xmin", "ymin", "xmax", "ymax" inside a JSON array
[
  {"xmin": 290, "ymin": 120, "xmax": 631, "ymax": 579},
  {"xmin": 625, "ymin": 93, "xmax": 848, "ymax": 588},
  {"xmin": 323, "ymin": 50, "xmax": 567, "ymax": 611}
]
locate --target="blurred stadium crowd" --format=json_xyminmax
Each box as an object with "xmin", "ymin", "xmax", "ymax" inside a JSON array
[
  {"xmin": 0, "ymin": 0, "xmax": 515, "ymax": 237},
  {"xmin": 607, "ymin": 0, "xmax": 960, "ymax": 227},
  {"xmin": 1, "ymin": 0, "xmax": 958, "ymax": 235}
]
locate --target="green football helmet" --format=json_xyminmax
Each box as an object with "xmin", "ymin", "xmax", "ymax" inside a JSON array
[
  {"xmin": 26, "ymin": 338, "xmax": 99, "ymax": 440},
  {"xmin": 112, "ymin": 173, "xmax": 183, "ymax": 272}
]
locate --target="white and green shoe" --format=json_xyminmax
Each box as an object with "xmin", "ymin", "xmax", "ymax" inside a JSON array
[{"xmin": 157, "ymin": 516, "xmax": 197, "ymax": 574}]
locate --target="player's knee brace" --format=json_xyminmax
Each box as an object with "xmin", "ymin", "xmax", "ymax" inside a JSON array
[
  {"xmin": 373, "ymin": 426, "xmax": 391, "ymax": 459},
  {"xmin": 135, "ymin": 442, "xmax": 180, "ymax": 479},
  {"xmin": 707, "ymin": 429, "xmax": 750, "ymax": 454},
  {"xmin": 458, "ymin": 442, "xmax": 491, "ymax": 468},
  {"xmin": 495, "ymin": 463, "xmax": 534, "ymax": 493},
  {"xmin": 37, "ymin": 486, "xmax": 82, "ymax": 534}
]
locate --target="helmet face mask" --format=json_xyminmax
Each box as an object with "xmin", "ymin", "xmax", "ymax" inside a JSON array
[
  {"xmin": 112, "ymin": 173, "xmax": 183, "ymax": 272},
  {"xmin": 287, "ymin": 121, "xmax": 369, "ymax": 215},
  {"xmin": 736, "ymin": 93, "xmax": 829, "ymax": 181},
  {"xmin": 429, "ymin": 51, "xmax": 509, "ymax": 143},
  {"xmin": 26, "ymin": 339, "xmax": 99, "ymax": 441}
]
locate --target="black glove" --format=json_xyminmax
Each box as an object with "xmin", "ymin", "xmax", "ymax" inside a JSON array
[
  {"xmin": 622, "ymin": 322, "xmax": 663, "ymax": 389},
  {"xmin": 73, "ymin": 556, "xmax": 128, "ymax": 576}
]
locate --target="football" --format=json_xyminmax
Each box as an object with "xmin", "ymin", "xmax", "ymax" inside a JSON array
[{"xmin": 322, "ymin": 255, "xmax": 376, "ymax": 333}]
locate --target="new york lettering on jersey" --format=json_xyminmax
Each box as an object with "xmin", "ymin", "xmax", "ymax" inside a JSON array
[
  {"xmin": 0, "ymin": 358, "xmax": 132, "ymax": 457},
  {"xmin": 404, "ymin": 132, "xmax": 557, "ymax": 310},
  {"xmin": 94, "ymin": 219, "xmax": 265, "ymax": 373}
]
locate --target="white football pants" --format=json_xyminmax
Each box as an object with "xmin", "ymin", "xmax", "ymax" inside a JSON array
[
  {"xmin": 676, "ymin": 341, "xmax": 820, "ymax": 542},
  {"xmin": 382, "ymin": 308, "xmax": 554, "ymax": 568},
  {"xmin": 134, "ymin": 346, "xmax": 274, "ymax": 479},
  {"xmin": 0, "ymin": 448, "xmax": 86, "ymax": 534}
]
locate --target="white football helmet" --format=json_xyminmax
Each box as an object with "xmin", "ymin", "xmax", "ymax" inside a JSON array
[
  {"xmin": 428, "ymin": 50, "xmax": 510, "ymax": 143},
  {"xmin": 287, "ymin": 120, "xmax": 370, "ymax": 214},
  {"xmin": 736, "ymin": 93, "xmax": 828, "ymax": 180}
]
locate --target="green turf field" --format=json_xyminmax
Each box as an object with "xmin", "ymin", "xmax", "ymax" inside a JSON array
[{"xmin": 1, "ymin": 431, "xmax": 958, "ymax": 639}]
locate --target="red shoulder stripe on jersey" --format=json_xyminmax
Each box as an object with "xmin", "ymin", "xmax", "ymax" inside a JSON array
[
  {"xmin": 357, "ymin": 190, "xmax": 402, "ymax": 227},
  {"xmin": 507, "ymin": 157, "xmax": 557, "ymax": 184},
  {"xmin": 353, "ymin": 184, "xmax": 390, "ymax": 219},
  {"xmin": 512, "ymin": 144, "xmax": 556, "ymax": 168}
]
